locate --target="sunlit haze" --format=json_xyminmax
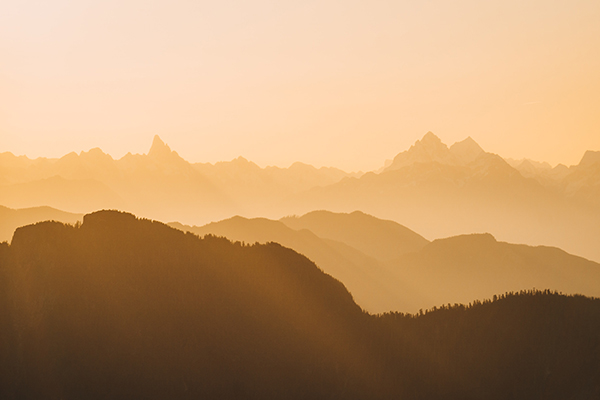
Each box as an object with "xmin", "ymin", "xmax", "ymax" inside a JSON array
[
  {"xmin": 2, "ymin": 3, "xmax": 600, "ymax": 397},
  {"xmin": 2, "ymin": 0, "xmax": 599, "ymax": 171}
]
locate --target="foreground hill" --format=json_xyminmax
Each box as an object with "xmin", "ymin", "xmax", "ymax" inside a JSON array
[
  {"xmin": 0, "ymin": 205, "xmax": 82, "ymax": 243},
  {"xmin": 170, "ymin": 214, "xmax": 406, "ymax": 313},
  {"xmin": 0, "ymin": 211, "xmax": 367, "ymax": 399},
  {"xmin": 0, "ymin": 211, "xmax": 598, "ymax": 399},
  {"xmin": 4, "ymin": 208, "xmax": 597, "ymax": 315}
]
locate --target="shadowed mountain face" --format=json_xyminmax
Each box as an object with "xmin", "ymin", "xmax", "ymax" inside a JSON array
[{"xmin": 0, "ymin": 211, "xmax": 599, "ymax": 399}]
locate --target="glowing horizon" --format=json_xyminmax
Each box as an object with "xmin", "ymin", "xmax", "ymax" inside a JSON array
[{"xmin": 2, "ymin": 1, "xmax": 599, "ymax": 171}]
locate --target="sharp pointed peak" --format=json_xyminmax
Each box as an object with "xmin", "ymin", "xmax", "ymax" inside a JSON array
[
  {"xmin": 152, "ymin": 135, "xmax": 164, "ymax": 145},
  {"xmin": 148, "ymin": 135, "xmax": 172, "ymax": 157}
]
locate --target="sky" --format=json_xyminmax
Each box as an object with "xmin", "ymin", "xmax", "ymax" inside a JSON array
[{"xmin": 1, "ymin": 0, "xmax": 599, "ymax": 171}]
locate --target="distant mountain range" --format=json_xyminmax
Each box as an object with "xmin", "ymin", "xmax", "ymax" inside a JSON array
[
  {"xmin": 1, "ymin": 132, "xmax": 599, "ymax": 261},
  {"xmin": 0, "ymin": 205, "xmax": 82, "ymax": 243},
  {"xmin": 0, "ymin": 136, "xmax": 359, "ymax": 224},
  {"xmin": 1, "ymin": 210, "xmax": 598, "ymax": 399},
  {"xmin": 282, "ymin": 133, "xmax": 600, "ymax": 262}
]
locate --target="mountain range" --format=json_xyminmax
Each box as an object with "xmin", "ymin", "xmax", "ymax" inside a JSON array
[
  {"xmin": 1, "ymin": 132, "xmax": 599, "ymax": 262},
  {"xmin": 282, "ymin": 133, "xmax": 600, "ymax": 262}
]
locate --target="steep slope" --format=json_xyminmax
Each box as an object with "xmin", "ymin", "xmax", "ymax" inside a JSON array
[
  {"xmin": 169, "ymin": 216, "xmax": 403, "ymax": 313},
  {"xmin": 0, "ymin": 205, "xmax": 82, "ymax": 243},
  {"xmin": 280, "ymin": 210, "xmax": 429, "ymax": 262}
]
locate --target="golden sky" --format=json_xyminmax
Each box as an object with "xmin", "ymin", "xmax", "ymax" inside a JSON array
[{"xmin": 1, "ymin": 0, "xmax": 599, "ymax": 171}]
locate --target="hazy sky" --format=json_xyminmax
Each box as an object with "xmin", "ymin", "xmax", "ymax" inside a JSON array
[{"xmin": 2, "ymin": 0, "xmax": 599, "ymax": 171}]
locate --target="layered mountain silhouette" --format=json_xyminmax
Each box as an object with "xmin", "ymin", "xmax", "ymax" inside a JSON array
[
  {"xmin": 170, "ymin": 211, "xmax": 426, "ymax": 313},
  {"xmin": 1, "ymin": 132, "xmax": 599, "ymax": 261},
  {"xmin": 283, "ymin": 133, "xmax": 600, "ymax": 262},
  {"xmin": 171, "ymin": 210, "xmax": 600, "ymax": 314},
  {"xmin": 0, "ymin": 211, "xmax": 598, "ymax": 399},
  {"xmin": 0, "ymin": 136, "xmax": 360, "ymax": 224}
]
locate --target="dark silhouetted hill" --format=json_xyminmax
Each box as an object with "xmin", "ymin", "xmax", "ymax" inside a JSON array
[
  {"xmin": 0, "ymin": 211, "xmax": 599, "ymax": 399},
  {"xmin": 1, "ymin": 211, "xmax": 368, "ymax": 399},
  {"xmin": 373, "ymin": 290, "xmax": 600, "ymax": 400}
]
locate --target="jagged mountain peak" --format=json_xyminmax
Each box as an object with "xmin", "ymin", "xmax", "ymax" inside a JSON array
[
  {"xmin": 148, "ymin": 135, "xmax": 172, "ymax": 157},
  {"xmin": 384, "ymin": 132, "xmax": 459, "ymax": 172},
  {"xmin": 413, "ymin": 131, "xmax": 447, "ymax": 152}
]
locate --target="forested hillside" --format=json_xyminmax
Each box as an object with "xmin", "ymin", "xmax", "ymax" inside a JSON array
[{"xmin": 0, "ymin": 211, "xmax": 598, "ymax": 399}]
